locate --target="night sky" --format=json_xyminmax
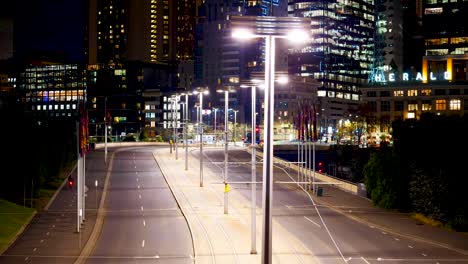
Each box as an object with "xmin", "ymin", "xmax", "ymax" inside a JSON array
[{"xmin": 11, "ymin": 0, "xmax": 87, "ymax": 63}]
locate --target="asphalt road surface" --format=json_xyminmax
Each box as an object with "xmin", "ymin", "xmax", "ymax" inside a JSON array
[
  {"xmin": 198, "ymin": 148, "xmax": 468, "ymax": 264},
  {"xmin": 85, "ymin": 147, "xmax": 193, "ymax": 264}
]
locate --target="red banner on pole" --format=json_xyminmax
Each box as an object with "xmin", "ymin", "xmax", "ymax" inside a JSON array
[{"xmin": 79, "ymin": 101, "xmax": 89, "ymax": 157}]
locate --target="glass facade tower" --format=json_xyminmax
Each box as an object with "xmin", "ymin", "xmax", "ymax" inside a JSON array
[{"xmin": 288, "ymin": 0, "xmax": 375, "ymax": 100}]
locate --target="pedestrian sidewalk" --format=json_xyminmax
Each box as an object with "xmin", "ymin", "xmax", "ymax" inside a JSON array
[{"xmin": 153, "ymin": 148, "xmax": 320, "ymax": 264}]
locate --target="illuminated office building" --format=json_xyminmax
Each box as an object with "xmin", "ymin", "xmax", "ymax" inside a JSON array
[
  {"xmin": 422, "ymin": 0, "xmax": 468, "ymax": 57},
  {"xmin": 195, "ymin": 0, "xmax": 288, "ymax": 126},
  {"xmin": 288, "ymin": 0, "xmax": 375, "ymax": 130},
  {"xmin": 16, "ymin": 64, "xmax": 87, "ymax": 119},
  {"xmin": 87, "ymin": 0, "xmax": 195, "ymax": 138}
]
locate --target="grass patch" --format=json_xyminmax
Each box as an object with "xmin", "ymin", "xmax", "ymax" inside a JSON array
[
  {"xmin": 0, "ymin": 199, "xmax": 35, "ymax": 253},
  {"xmin": 412, "ymin": 213, "xmax": 453, "ymax": 231}
]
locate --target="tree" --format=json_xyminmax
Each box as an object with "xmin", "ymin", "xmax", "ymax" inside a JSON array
[{"xmin": 363, "ymin": 147, "xmax": 408, "ymax": 209}]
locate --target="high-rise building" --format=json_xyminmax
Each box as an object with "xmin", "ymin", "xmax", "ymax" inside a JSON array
[
  {"xmin": 288, "ymin": 0, "xmax": 375, "ymax": 135},
  {"xmin": 370, "ymin": 0, "xmax": 404, "ymax": 81},
  {"xmin": 195, "ymin": 0, "xmax": 288, "ymax": 126},
  {"xmin": 87, "ymin": 0, "xmax": 194, "ymax": 139},
  {"xmin": 88, "ymin": 0, "xmax": 179, "ymax": 64},
  {"xmin": 422, "ymin": 0, "xmax": 468, "ymax": 57}
]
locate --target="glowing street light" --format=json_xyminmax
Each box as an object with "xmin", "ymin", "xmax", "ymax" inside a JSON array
[{"xmin": 231, "ymin": 15, "xmax": 310, "ymax": 263}]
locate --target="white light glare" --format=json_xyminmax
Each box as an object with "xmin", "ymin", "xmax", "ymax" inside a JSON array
[
  {"xmin": 287, "ymin": 29, "xmax": 309, "ymax": 43},
  {"xmin": 232, "ymin": 29, "xmax": 256, "ymax": 39},
  {"xmin": 277, "ymin": 76, "xmax": 288, "ymax": 84}
]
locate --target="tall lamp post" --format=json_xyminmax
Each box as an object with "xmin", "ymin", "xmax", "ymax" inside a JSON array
[
  {"xmin": 181, "ymin": 92, "xmax": 191, "ymax": 170},
  {"xmin": 240, "ymin": 83, "xmax": 262, "ymax": 254},
  {"xmin": 216, "ymin": 86, "xmax": 236, "ymax": 214},
  {"xmin": 233, "ymin": 109, "xmax": 239, "ymax": 146},
  {"xmin": 193, "ymin": 87, "xmax": 209, "ymax": 187},
  {"xmin": 213, "ymin": 107, "xmax": 218, "ymax": 144},
  {"xmin": 170, "ymin": 95, "xmax": 180, "ymax": 160},
  {"xmin": 232, "ymin": 16, "xmax": 310, "ymax": 264}
]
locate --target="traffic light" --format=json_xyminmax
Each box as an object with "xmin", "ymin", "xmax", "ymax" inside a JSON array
[
  {"xmin": 255, "ymin": 127, "xmax": 260, "ymax": 133},
  {"xmin": 317, "ymin": 162, "xmax": 323, "ymax": 173},
  {"xmin": 68, "ymin": 177, "xmax": 74, "ymax": 188}
]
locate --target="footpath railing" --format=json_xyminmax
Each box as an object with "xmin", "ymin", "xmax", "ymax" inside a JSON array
[{"xmin": 250, "ymin": 147, "xmax": 359, "ymax": 195}]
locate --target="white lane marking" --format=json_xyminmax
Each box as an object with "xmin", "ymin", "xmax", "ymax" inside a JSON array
[
  {"xmin": 382, "ymin": 231, "xmax": 387, "ymax": 235},
  {"xmin": 33, "ymin": 248, "xmax": 37, "ymax": 252},
  {"xmin": 369, "ymin": 225, "xmax": 375, "ymax": 229},
  {"xmin": 346, "ymin": 257, "xmax": 352, "ymax": 261},
  {"xmin": 377, "ymin": 257, "xmax": 382, "ymax": 261},
  {"xmin": 143, "ymin": 220, "xmax": 146, "ymax": 227},
  {"xmin": 25, "ymin": 257, "xmax": 29, "ymax": 261},
  {"xmin": 46, "ymin": 232, "xmax": 50, "ymax": 236},
  {"xmin": 304, "ymin": 216, "xmax": 321, "ymax": 228},
  {"xmin": 139, "ymin": 194, "xmax": 142, "ymax": 199},
  {"xmin": 136, "ymin": 172, "xmax": 138, "ymax": 175},
  {"xmin": 422, "ymin": 253, "xmax": 427, "ymax": 257},
  {"xmin": 136, "ymin": 178, "xmax": 139, "ymax": 182},
  {"xmin": 138, "ymin": 185, "xmax": 140, "ymax": 189},
  {"xmin": 141, "ymin": 206, "xmax": 144, "ymax": 211},
  {"xmin": 52, "ymin": 225, "xmax": 55, "ymax": 228},
  {"xmin": 40, "ymin": 239, "xmax": 44, "ymax": 243},
  {"xmin": 155, "ymin": 255, "xmax": 160, "ymax": 259},
  {"xmin": 408, "ymin": 245, "xmax": 413, "ymax": 248},
  {"xmin": 394, "ymin": 237, "xmax": 400, "ymax": 241},
  {"xmin": 134, "ymin": 166, "xmax": 137, "ymax": 169},
  {"xmin": 141, "ymin": 240, "xmax": 145, "ymax": 248},
  {"xmin": 361, "ymin": 256, "xmax": 371, "ymax": 264}
]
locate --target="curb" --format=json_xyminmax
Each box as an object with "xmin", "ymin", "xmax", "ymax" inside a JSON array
[
  {"xmin": 74, "ymin": 152, "xmax": 115, "ymax": 264},
  {"xmin": 152, "ymin": 150, "xmax": 197, "ymax": 261}
]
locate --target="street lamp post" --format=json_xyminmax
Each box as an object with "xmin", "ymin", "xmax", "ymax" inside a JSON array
[
  {"xmin": 240, "ymin": 83, "xmax": 259, "ymax": 254},
  {"xmin": 194, "ymin": 87, "xmax": 209, "ymax": 187},
  {"xmin": 232, "ymin": 15, "xmax": 310, "ymax": 264},
  {"xmin": 213, "ymin": 107, "xmax": 218, "ymax": 144},
  {"xmin": 233, "ymin": 110, "xmax": 239, "ymax": 146},
  {"xmin": 182, "ymin": 92, "xmax": 191, "ymax": 171},
  {"xmin": 217, "ymin": 86, "xmax": 235, "ymax": 214}
]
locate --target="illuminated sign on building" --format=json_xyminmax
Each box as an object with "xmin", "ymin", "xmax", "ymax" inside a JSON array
[{"xmin": 373, "ymin": 71, "xmax": 452, "ymax": 83}]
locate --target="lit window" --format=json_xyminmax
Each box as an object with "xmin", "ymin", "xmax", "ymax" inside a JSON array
[
  {"xmin": 449, "ymin": 99, "xmax": 461, "ymax": 110},
  {"xmin": 407, "ymin": 112, "xmax": 415, "ymax": 119},
  {"xmin": 408, "ymin": 90, "xmax": 418, "ymax": 96},
  {"xmin": 421, "ymin": 89, "xmax": 431, "ymax": 96},
  {"xmin": 435, "ymin": 100, "xmax": 446, "ymax": 111},
  {"xmin": 408, "ymin": 103, "xmax": 418, "ymax": 111},
  {"xmin": 394, "ymin": 90, "xmax": 404, "ymax": 96},
  {"xmin": 422, "ymin": 101, "xmax": 432, "ymax": 111}
]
